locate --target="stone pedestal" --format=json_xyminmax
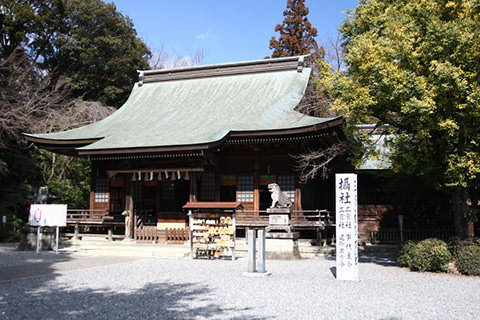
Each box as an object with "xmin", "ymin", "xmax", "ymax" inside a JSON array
[
  {"xmin": 265, "ymin": 237, "xmax": 300, "ymax": 259},
  {"xmin": 264, "ymin": 207, "xmax": 299, "ymax": 259},
  {"xmin": 18, "ymin": 227, "xmax": 56, "ymax": 251}
]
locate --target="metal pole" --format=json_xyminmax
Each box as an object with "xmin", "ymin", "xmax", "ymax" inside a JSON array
[
  {"xmin": 36, "ymin": 227, "xmax": 41, "ymax": 254},
  {"xmin": 55, "ymin": 226, "xmax": 59, "ymax": 254},
  {"xmin": 248, "ymin": 229, "xmax": 256, "ymax": 273},
  {"xmin": 257, "ymin": 229, "xmax": 266, "ymax": 273}
]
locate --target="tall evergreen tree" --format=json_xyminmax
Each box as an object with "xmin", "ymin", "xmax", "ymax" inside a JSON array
[
  {"xmin": 50, "ymin": 0, "xmax": 151, "ymax": 107},
  {"xmin": 269, "ymin": 0, "xmax": 319, "ymax": 58}
]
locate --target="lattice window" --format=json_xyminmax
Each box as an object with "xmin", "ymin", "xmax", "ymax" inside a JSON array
[
  {"xmin": 237, "ymin": 176, "xmax": 254, "ymax": 202},
  {"xmin": 200, "ymin": 173, "xmax": 216, "ymax": 201},
  {"xmin": 94, "ymin": 179, "xmax": 109, "ymax": 203},
  {"xmin": 278, "ymin": 175, "xmax": 295, "ymax": 203}
]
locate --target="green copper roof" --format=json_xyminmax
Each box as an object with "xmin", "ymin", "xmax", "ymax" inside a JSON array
[{"xmin": 24, "ymin": 56, "xmax": 340, "ymax": 154}]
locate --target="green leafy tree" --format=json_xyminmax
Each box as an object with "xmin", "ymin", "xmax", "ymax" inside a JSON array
[
  {"xmin": 1, "ymin": 0, "xmax": 151, "ymax": 107},
  {"xmin": 319, "ymin": 0, "xmax": 480, "ymax": 238},
  {"xmin": 48, "ymin": 0, "xmax": 151, "ymax": 107},
  {"xmin": 269, "ymin": 0, "xmax": 320, "ymax": 58},
  {"xmin": 35, "ymin": 150, "xmax": 92, "ymax": 208},
  {"xmin": 0, "ymin": 0, "xmax": 128, "ymax": 224}
]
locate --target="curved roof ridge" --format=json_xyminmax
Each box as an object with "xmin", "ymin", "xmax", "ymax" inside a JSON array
[
  {"xmin": 138, "ymin": 55, "xmax": 307, "ymax": 85},
  {"xmin": 140, "ymin": 55, "xmax": 307, "ymax": 75}
]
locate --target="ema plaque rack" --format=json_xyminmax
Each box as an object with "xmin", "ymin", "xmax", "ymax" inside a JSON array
[
  {"xmin": 190, "ymin": 213, "xmax": 236, "ymax": 260},
  {"xmin": 184, "ymin": 202, "xmax": 242, "ymax": 261}
]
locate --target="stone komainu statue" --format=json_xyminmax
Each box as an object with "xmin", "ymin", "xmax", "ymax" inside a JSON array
[{"xmin": 268, "ymin": 183, "xmax": 292, "ymax": 208}]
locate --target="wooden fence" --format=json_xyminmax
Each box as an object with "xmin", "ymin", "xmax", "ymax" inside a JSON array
[
  {"xmin": 371, "ymin": 226, "xmax": 455, "ymax": 243},
  {"xmin": 135, "ymin": 225, "xmax": 158, "ymax": 243},
  {"xmin": 165, "ymin": 228, "xmax": 189, "ymax": 244}
]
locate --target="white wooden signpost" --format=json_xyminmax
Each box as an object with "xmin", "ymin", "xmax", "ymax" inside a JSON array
[
  {"xmin": 335, "ymin": 173, "xmax": 359, "ymax": 281},
  {"xmin": 28, "ymin": 204, "xmax": 67, "ymax": 254}
]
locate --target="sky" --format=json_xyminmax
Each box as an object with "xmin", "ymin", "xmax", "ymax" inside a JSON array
[{"xmin": 110, "ymin": 0, "xmax": 359, "ymax": 65}]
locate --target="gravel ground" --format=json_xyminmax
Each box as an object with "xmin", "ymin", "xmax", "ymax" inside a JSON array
[{"xmin": 0, "ymin": 249, "xmax": 479, "ymax": 320}]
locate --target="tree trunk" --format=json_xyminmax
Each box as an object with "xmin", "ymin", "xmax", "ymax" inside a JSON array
[{"xmin": 452, "ymin": 187, "xmax": 469, "ymax": 239}]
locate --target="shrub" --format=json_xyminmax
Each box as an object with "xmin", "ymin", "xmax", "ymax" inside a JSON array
[
  {"xmin": 453, "ymin": 237, "xmax": 480, "ymax": 258},
  {"xmin": 410, "ymin": 238, "xmax": 451, "ymax": 272},
  {"xmin": 0, "ymin": 209, "xmax": 23, "ymax": 242},
  {"xmin": 396, "ymin": 240, "xmax": 417, "ymax": 268},
  {"xmin": 447, "ymin": 236, "xmax": 461, "ymax": 257},
  {"xmin": 456, "ymin": 244, "xmax": 480, "ymax": 276}
]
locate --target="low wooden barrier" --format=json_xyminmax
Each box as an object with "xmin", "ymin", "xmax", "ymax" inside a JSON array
[
  {"xmin": 135, "ymin": 225, "xmax": 158, "ymax": 243},
  {"xmin": 165, "ymin": 228, "xmax": 189, "ymax": 244}
]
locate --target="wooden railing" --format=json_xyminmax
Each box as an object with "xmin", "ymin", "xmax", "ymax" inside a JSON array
[
  {"xmin": 66, "ymin": 209, "xmax": 124, "ymax": 240},
  {"xmin": 236, "ymin": 209, "xmax": 334, "ymax": 229},
  {"xmin": 67, "ymin": 209, "xmax": 111, "ymax": 224},
  {"xmin": 291, "ymin": 210, "xmax": 334, "ymax": 228},
  {"xmin": 165, "ymin": 228, "xmax": 189, "ymax": 244}
]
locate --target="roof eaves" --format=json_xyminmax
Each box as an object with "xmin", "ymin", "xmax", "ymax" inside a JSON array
[{"xmin": 22, "ymin": 133, "xmax": 102, "ymax": 145}]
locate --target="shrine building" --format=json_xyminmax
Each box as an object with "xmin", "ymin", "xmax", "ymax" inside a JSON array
[{"xmin": 25, "ymin": 56, "xmax": 351, "ymax": 240}]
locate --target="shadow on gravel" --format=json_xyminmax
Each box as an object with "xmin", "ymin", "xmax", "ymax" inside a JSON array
[
  {"xmin": 0, "ymin": 251, "xmax": 73, "ymax": 282},
  {"xmin": 359, "ymin": 246, "xmax": 398, "ymax": 267},
  {"xmin": 330, "ymin": 266, "xmax": 336, "ymax": 277},
  {"xmin": 0, "ymin": 280, "xmax": 269, "ymax": 320},
  {"xmin": 324, "ymin": 245, "xmax": 399, "ymax": 267}
]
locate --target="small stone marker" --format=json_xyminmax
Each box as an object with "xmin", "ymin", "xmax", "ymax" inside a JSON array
[
  {"xmin": 257, "ymin": 230, "xmax": 266, "ymax": 273},
  {"xmin": 335, "ymin": 173, "xmax": 359, "ymax": 281},
  {"xmin": 248, "ymin": 229, "xmax": 256, "ymax": 273},
  {"xmin": 244, "ymin": 229, "xmax": 271, "ymax": 277}
]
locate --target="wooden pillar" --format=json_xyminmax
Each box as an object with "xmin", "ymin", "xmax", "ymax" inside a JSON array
[
  {"xmin": 253, "ymin": 153, "xmax": 260, "ymax": 213},
  {"xmin": 89, "ymin": 192, "xmax": 94, "ymax": 215},
  {"xmin": 253, "ymin": 173, "xmax": 260, "ymax": 212},
  {"xmin": 294, "ymin": 187, "xmax": 302, "ymax": 211},
  {"xmin": 124, "ymin": 176, "xmax": 134, "ymax": 240}
]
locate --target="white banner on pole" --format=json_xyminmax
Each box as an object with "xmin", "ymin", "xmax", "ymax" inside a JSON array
[
  {"xmin": 29, "ymin": 204, "xmax": 67, "ymax": 227},
  {"xmin": 335, "ymin": 173, "xmax": 359, "ymax": 281}
]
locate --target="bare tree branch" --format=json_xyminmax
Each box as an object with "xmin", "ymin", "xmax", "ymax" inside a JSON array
[
  {"xmin": 0, "ymin": 47, "xmax": 115, "ymax": 175},
  {"xmin": 149, "ymin": 45, "xmax": 206, "ymax": 69},
  {"xmin": 323, "ymin": 32, "xmax": 345, "ymax": 74},
  {"xmin": 293, "ymin": 142, "xmax": 349, "ymax": 182}
]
